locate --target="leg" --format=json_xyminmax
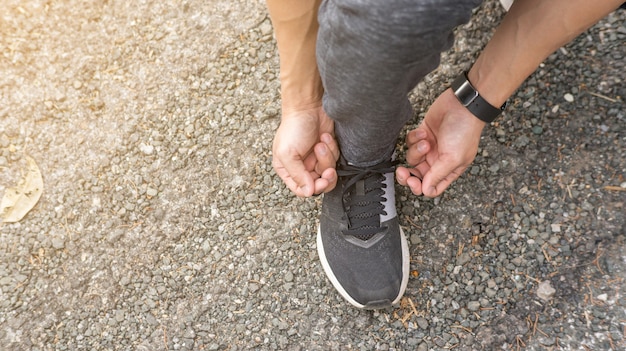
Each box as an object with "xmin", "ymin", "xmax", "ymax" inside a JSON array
[
  {"xmin": 316, "ymin": 0, "xmax": 482, "ymax": 309},
  {"xmin": 316, "ymin": 0, "xmax": 481, "ymax": 165}
]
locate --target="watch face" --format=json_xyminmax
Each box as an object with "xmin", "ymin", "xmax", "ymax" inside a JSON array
[
  {"xmin": 451, "ymin": 72, "xmax": 504, "ymax": 123},
  {"xmin": 455, "ymin": 80, "xmax": 479, "ymax": 107}
]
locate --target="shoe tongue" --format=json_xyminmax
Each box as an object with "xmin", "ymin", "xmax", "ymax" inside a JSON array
[{"xmin": 355, "ymin": 179, "xmax": 365, "ymax": 196}]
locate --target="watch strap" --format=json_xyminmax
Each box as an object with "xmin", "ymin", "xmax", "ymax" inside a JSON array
[{"xmin": 451, "ymin": 71, "xmax": 506, "ymax": 123}]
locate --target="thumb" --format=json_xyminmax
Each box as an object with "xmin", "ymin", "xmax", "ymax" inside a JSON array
[{"xmin": 421, "ymin": 157, "xmax": 462, "ymax": 198}]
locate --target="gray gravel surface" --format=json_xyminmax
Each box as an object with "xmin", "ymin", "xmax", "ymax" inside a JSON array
[{"xmin": 1, "ymin": 0, "xmax": 624, "ymax": 350}]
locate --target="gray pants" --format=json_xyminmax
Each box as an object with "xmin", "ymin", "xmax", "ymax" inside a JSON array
[{"xmin": 316, "ymin": 0, "xmax": 482, "ymax": 166}]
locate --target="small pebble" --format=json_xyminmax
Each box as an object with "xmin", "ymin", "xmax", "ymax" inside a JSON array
[
  {"xmin": 564, "ymin": 93, "xmax": 574, "ymax": 102},
  {"xmin": 224, "ymin": 104, "xmax": 236, "ymax": 116},
  {"xmin": 537, "ymin": 280, "xmax": 556, "ymax": 302},
  {"xmin": 139, "ymin": 143, "xmax": 154, "ymax": 155},
  {"xmin": 467, "ymin": 301, "xmax": 481, "ymax": 311},
  {"xmin": 52, "ymin": 237, "xmax": 65, "ymax": 249},
  {"xmin": 416, "ymin": 317, "xmax": 429, "ymax": 330}
]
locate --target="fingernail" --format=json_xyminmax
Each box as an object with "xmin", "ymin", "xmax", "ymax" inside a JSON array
[
  {"xmin": 300, "ymin": 185, "xmax": 309, "ymax": 195},
  {"xmin": 321, "ymin": 134, "xmax": 331, "ymax": 144},
  {"xmin": 318, "ymin": 144, "xmax": 327, "ymax": 155},
  {"xmin": 417, "ymin": 143, "xmax": 427, "ymax": 153}
]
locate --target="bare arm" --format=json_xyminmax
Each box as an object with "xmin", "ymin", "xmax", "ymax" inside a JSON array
[
  {"xmin": 399, "ymin": 0, "xmax": 623, "ymax": 198},
  {"xmin": 469, "ymin": 0, "xmax": 624, "ymax": 107},
  {"xmin": 266, "ymin": 0, "xmax": 323, "ymax": 113},
  {"xmin": 266, "ymin": 0, "xmax": 338, "ymax": 197}
]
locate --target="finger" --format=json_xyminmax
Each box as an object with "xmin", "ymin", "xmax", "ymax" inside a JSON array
[
  {"xmin": 405, "ymin": 139, "xmax": 431, "ymax": 166},
  {"xmin": 320, "ymin": 133, "xmax": 340, "ymax": 162},
  {"xmin": 396, "ymin": 167, "xmax": 424, "ymax": 196},
  {"xmin": 303, "ymin": 151, "xmax": 319, "ymax": 173},
  {"xmin": 322, "ymin": 167, "xmax": 338, "ymax": 192},
  {"xmin": 274, "ymin": 153, "xmax": 315, "ymax": 197},
  {"xmin": 314, "ymin": 168, "xmax": 337, "ymax": 194},
  {"xmin": 422, "ymin": 159, "xmax": 463, "ymax": 198},
  {"xmin": 406, "ymin": 176, "xmax": 424, "ymax": 196},
  {"xmin": 406, "ymin": 128, "xmax": 428, "ymax": 146},
  {"xmin": 274, "ymin": 165, "xmax": 307, "ymax": 196},
  {"xmin": 395, "ymin": 167, "xmax": 412, "ymax": 186},
  {"xmin": 314, "ymin": 142, "xmax": 336, "ymax": 176}
]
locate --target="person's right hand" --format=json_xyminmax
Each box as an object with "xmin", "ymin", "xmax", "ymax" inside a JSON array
[{"xmin": 272, "ymin": 105, "xmax": 340, "ymax": 197}]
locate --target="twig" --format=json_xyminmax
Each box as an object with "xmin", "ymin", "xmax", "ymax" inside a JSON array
[
  {"xmin": 589, "ymin": 92, "xmax": 618, "ymax": 103},
  {"xmin": 604, "ymin": 186, "xmax": 626, "ymax": 192},
  {"xmin": 608, "ymin": 332, "xmax": 616, "ymax": 350},
  {"xmin": 585, "ymin": 310, "xmax": 592, "ymax": 328},
  {"xmin": 408, "ymin": 297, "xmax": 419, "ymax": 317},
  {"xmin": 592, "ymin": 249, "xmax": 606, "ymax": 275},
  {"xmin": 566, "ymin": 184, "xmax": 573, "ymax": 199},
  {"xmin": 451, "ymin": 325, "xmax": 473, "ymax": 334},
  {"xmin": 536, "ymin": 326, "xmax": 549, "ymax": 337},
  {"xmin": 400, "ymin": 309, "xmax": 413, "ymax": 324},
  {"xmin": 516, "ymin": 335, "xmax": 526, "ymax": 351},
  {"xmin": 471, "ymin": 235, "xmax": 479, "ymax": 246},
  {"xmin": 525, "ymin": 273, "xmax": 541, "ymax": 284},
  {"xmin": 406, "ymin": 216, "xmax": 421, "ymax": 228},
  {"xmin": 457, "ymin": 242, "xmax": 464, "ymax": 258},
  {"xmin": 162, "ymin": 326, "xmax": 168, "ymax": 350},
  {"xmin": 542, "ymin": 244, "xmax": 552, "ymax": 263},
  {"xmin": 525, "ymin": 315, "xmax": 534, "ymax": 340}
]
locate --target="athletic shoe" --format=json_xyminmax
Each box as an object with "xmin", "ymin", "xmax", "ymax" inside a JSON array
[{"xmin": 317, "ymin": 157, "xmax": 409, "ymax": 309}]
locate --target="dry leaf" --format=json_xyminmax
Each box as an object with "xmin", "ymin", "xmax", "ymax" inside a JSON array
[{"xmin": 1, "ymin": 156, "xmax": 44, "ymax": 223}]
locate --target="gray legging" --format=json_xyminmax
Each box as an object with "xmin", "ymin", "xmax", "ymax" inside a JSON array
[{"xmin": 316, "ymin": 0, "xmax": 482, "ymax": 166}]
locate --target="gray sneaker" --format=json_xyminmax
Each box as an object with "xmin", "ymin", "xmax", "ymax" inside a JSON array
[{"xmin": 317, "ymin": 158, "xmax": 409, "ymax": 309}]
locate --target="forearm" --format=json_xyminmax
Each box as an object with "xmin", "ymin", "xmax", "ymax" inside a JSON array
[
  {"xmin": 468, "ymin": 0, "xmax": 623, "ymax": 107},
  {"xmin": 267, "ymin": 0, "xmax": 323, "ymax": 114}
]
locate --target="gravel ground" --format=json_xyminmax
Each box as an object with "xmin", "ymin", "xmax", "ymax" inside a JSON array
[{"xmin": 0, "ymin": 0, "xmax": 624, "ymax": 350}]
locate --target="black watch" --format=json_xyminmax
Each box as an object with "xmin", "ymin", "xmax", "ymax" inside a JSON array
[{"xmin": 451, "ymin": 71, "xmax": 506, "ymax": 123}]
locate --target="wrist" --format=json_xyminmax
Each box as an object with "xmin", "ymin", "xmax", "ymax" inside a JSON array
[
  {"xmin": 450, "ymin": 71, "xmax": 507, "ymax": 124},
  {"xmin": 467, "ymin": 60, "xmax": 512, "ymax": 109},
  {"xmin": 280, "ymin": 81, "xmax": 323, "ymax": 115},
  {"xmin": 443, "ymin": 88, "xmax": 488, "ymax": 130},
  {"xmin": 280, "ymin": 96, "xmax": 322, "ymax": 117}
]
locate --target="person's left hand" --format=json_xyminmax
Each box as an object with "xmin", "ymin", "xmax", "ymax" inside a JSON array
[{"xmin": 396, "ymin": 89, "xmax": 485, "ymax": 197}]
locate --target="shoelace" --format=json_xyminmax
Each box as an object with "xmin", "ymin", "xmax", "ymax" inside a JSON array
[{"xmin": 337, "ymin": 160, "xmax": 398, "ymax": 241}]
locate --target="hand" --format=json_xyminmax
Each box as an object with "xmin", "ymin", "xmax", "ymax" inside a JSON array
[
  {"xmin": 272, "ymin": 105, "xmax": 340, "ymax": 197},
  {"xmin": 396, "ymin": 89, "xmax": 485, "ymax": 197}
]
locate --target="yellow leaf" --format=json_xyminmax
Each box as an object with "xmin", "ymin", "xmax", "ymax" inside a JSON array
[{"xmin": 1, "ymin": 156, "xmax": 44, "ymax": 223}]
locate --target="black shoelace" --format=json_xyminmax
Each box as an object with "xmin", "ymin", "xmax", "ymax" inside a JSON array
[{"xmin": 337, "ymin": 160, "xmax": 397, "ymax": 241}]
